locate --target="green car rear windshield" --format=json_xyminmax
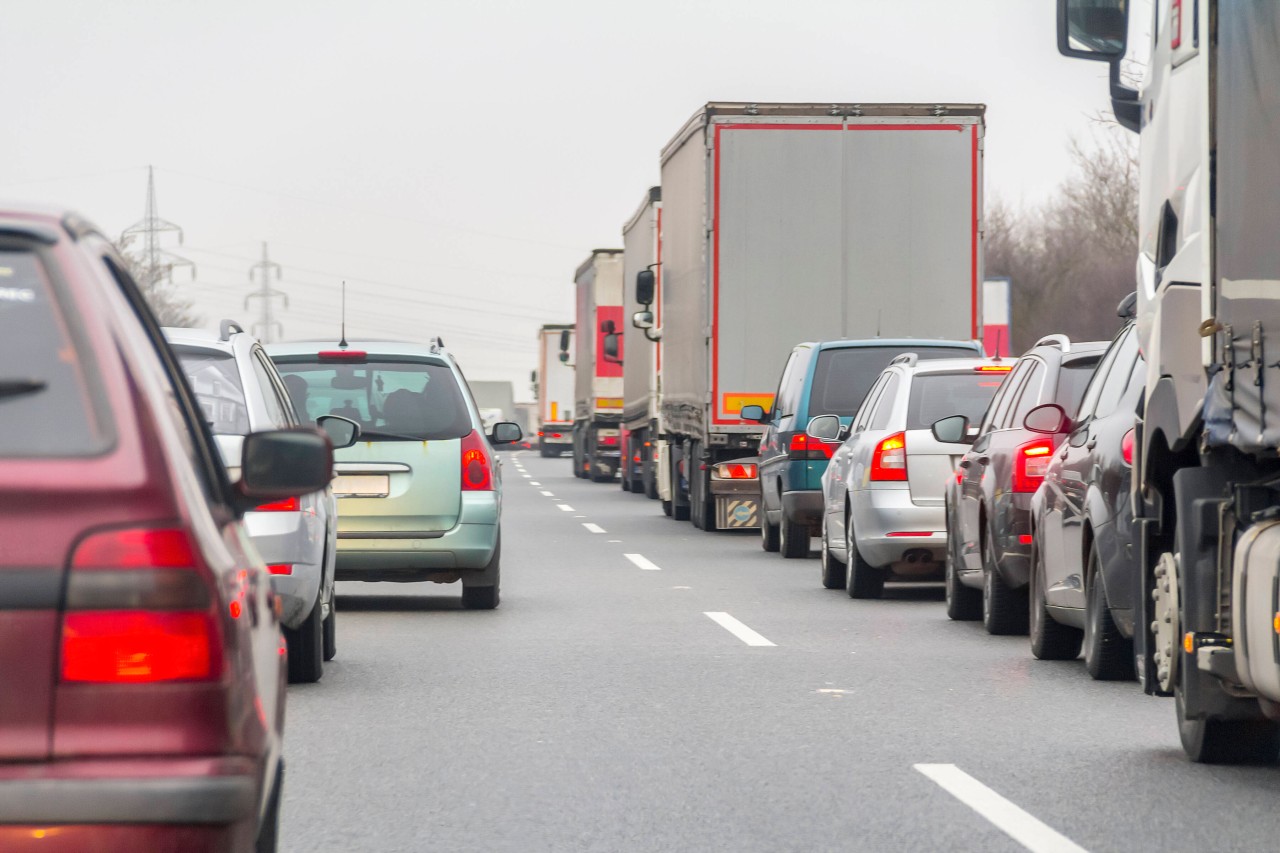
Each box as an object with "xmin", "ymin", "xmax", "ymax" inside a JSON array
[
  {"xmin": 273, "ymin": 358, "xmax": 472, "ymax": 441},
  {"xmin": 807, "ymin": 345, "xmax": 978, "ymax": 419}
]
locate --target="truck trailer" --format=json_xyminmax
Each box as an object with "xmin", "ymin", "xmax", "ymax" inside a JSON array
[
  {"xmin": 637, "ymin": 102, "xmax": 985, "ymax": 529},
  {"xmin": 573, "ymin": 250, "xmax": 625, "ymax": 481},
  {"xmin": 535, "ymin": 324, "xmax": 574, "ymax": 457},
  {"xmin": 620, "ymin": 187, "xmax": 662, "ymax": 498},
  {"xmin": 468, "ymin": 380, "xmax": 516, "ymax": 432},
  {"xmin": 1057, "ymin": 0, "xmax": 1280, "ymax": 763}
]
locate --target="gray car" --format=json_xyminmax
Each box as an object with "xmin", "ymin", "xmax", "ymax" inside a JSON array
[{"xmin": 167, "ymin": 322, "xmax": 358, "ymax": 682}]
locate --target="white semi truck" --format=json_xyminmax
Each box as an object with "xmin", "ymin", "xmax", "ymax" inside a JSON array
[
  {"xmin": 633, "ymin": 102, "xmax": 985, "ymax": 528},
  {"xmin": 1058, "ymin": 0, "xmax": 1280, "ymax": 762},
  {"xmin": 620, "ymin": 187, "xmax": 662, "ymax": 499},
  {"xmin": 572, "ymin": 250, "xmax": 625, "ymax": 481},
  {"xmin": 534, "ymin": 324, "xmax": 574, "ymax": 457}
]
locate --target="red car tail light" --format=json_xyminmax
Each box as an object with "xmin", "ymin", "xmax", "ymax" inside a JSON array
[
  {"xmin": 715, "ymin": 462, "xmax": 758, "ymax": 479},
  {"xmin": 1012, "ymin": 438, "xmax": 1055, "ymax": 493},
  {"xmin": 318, "ymin": 350, "xmax": 367, "ymax": 361},
  {"xmin": 870, "ymin": 432, "xmax": 907, "ymax": 481},
  {"xmin": 1121, "ymin": 428, "xmax": 1135, "ymax": 467},
  {"xmin": 255, "ymin": 496, "xmax": 300, "ymax": 512},
  {"xmin": 61, "ymin": 527, "xmax": 222, "ymax": 684},
  {"xmin": 460, "ymin": 429, "xmax": 494, "ymax": 491},
  {"xmin": 267, "ymin": 563, "xmax": 293, "ymax": 575},
  {"xmin": 788, "ymin": 433, "xmax": 834, "ymax": 461},
  {"xmin": 600, "ymin": 435, "xmax": 619, "ymax": 446}
]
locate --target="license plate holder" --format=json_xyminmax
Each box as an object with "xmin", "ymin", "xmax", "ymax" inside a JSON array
[{"xmin": 333, "ymin": 474, "xmax": 390, "ymax": 497}]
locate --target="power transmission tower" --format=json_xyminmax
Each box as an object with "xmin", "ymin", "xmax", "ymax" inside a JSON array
[
  {"xmin": 245, "ymin": 242, "xmax": 287, "ymax": 343},
  {"xmin": 120, "ymin": 165, "xmax": 195, "ymax": 289}
]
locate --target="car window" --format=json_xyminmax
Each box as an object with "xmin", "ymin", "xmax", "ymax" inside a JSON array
[
  {"xmin": 1092, "ymin": 328, "xmax": 1140, "ymax": 420},
  {"xmin": 1008, "ymin": 361, "xmax": 1047, "ymax": 430},
  {"xmin": 986, "ymin": 360, "xmax": 1030, "ymax": 432},
  {"xmin": 907, "ymin": 371, "xmax": 1005, "ymax": 430},
  {"xmin": 771, "ymin": 350, "xmax": 801, "ymax": 420},
  {"xmin": 777, "ymin": 347, "xmax": 812, "ymax": 420},
  {"xmin": 273, "ymin": 357, "xmax": 473, "ymax": 440},
  {"xmin": 806, "ymin": 345, "xmax": 977, "ymax": 419},
  {"xmin": 174, "ymin": 348, "xmax": 251, "ymax": 435},
  {"xmin": 853, "ymin": 373, "xmax": 889, "ymax": 432},
  {"xmin": 251, "ymin": 353, "xmax": 291, "ymax": 428},
  {"xmin": 868, "ymin": 372, "xmax": 902, "ymax": 431},
  {"xmin": 1053, "ymin": 355, "xmax": 1103, "ymax": 417},
  {"xmin": 1076, "ymin": 332, "xmax": 1126, "ymax": 420},
  {"xmin": 0, "ymin": 247, "xmax": 114, "ymax": 457}
]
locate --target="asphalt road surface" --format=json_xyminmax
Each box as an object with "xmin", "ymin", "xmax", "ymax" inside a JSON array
[{"xmin": 280, "ymin": 451, "xmax": 1280, "ymax": 852}]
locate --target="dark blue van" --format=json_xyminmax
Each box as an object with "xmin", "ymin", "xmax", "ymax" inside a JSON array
[{"xmin": 751, "ymin": 339, "xmax": 982, "ymax": 558}]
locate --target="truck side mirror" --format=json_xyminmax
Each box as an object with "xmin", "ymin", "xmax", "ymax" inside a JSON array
[
  {"xmin": 1056, "ymin": 0, "xmax": 1127, "ymax": 62},
  {"xmin": 559, "ymin": 330, "xmax": 570, "ymax": 352},
  {"xmin": 603, "ymin": 333, "xmax": 622, "ymax": 364},
  {"xmin": 632, "ymin": 310, "xmax": 654, "ymax": 330},
  {"xmin": 636, "ymin": 269, "xmax": 655, "ymax": 305},
  {"xmin": 600, "ymin": 319, "xmax": 616, "ymax": 334},
  {"xmin": 558, "ymin": 352, "xmax": 569, "ymax": 364}
]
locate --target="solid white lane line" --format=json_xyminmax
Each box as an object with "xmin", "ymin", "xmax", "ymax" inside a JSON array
[
  {"xmin": 703, "ymin": 612, "xmax": 775, "ymax": 647},
  {"xmin": 540, "ymin": 491, "xmax": 554, "ymax": 497},
  {"xmin": 913, "ymin": 765, "xmax": 1087, "ymax": 853},
  {"xmin": 624, "ymin": 553, "xmax": 662, "ymax": 571},
  {"xmin": 583, "ymin": 523, "xmax": 606, "ymax": 534},
  {"xmin": 557, "ymin": 504, "xmax": 575, "ymax": 512}
]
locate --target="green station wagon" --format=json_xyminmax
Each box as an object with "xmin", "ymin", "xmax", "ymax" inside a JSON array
[{"xmin": 268, "ymin": 339, "xmax": 521, "ymax": 609}]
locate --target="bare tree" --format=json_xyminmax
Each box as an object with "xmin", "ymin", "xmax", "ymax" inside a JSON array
[
  {"xmin": 112, "ymin": 240, "xmax": 201, "ymax": 328},
  {"xmin": 989, "ymin": 130, "xmax": 1138, "ymax": 353}
]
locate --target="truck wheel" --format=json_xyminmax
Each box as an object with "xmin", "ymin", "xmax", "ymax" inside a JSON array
[
  {"xmin": 981, "ymin": 526, "xmax": 1027, "ymax": 635},
  {"xmin": 1029, "ymin": 541, "xmax": 1080, "ymax": 659},
  {"xmin": 1177, "ymin": 670, "xmax": 1280, "ymax": 764},
  {"xmin": 945, "ymin": 528, "xmax": 982, "ymax": 621},
  {"xmin": 820, "ymin": 523, "xmax": 846, "ymax": 590},
  {"xmin": 662, "ymin": 499, "xmax": 674, "ymax": 517},
  {"xmin": 620, "ymin": 472, "xmax": 632, "ymax": 491},
  {"xmin": 780, "ymin": 512, "xmax": 808, "ymax": 558},
  {"xmin": 284, "ymin": 595, "xmax": 324, "ymax": 684},
  {"xmin": 761, "ymin": 517, "xmax": 780, "ymax": 551},
  {"xmin": 1083, "ymin": 547, "xmax": 1134, "ymax": 680},
  {"xmin": 846, "ymin": 521, "xmax": 884, "ymax": 599}
]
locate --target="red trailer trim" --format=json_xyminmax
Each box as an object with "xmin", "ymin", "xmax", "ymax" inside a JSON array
[{"xmin": 710, "ymin": 120, "xmax": 980, "ymax": 425}]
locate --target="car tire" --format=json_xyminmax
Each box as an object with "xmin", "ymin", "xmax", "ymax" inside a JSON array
[
  {"xmin": 1176, "ymin": 665, "xmax": 1280, "ymax": 764},
  {"xmin": 662, "ymin": 498, "xmax": 674, "ymax": 518},
  {"xmin": 540, "ymin": 448, "xmax": 556, "ymax": 458},
  {"xmin": 621, "ymin": 473, "xmax": 632, "ymax": 492},
  {"xmin": 820, "ymin": 523, "xmax": 846, "ymax": 590},
  {"xmin": 462, "ymin": 537, "xmax": 501, "ymax": 610},
  {"xmin": 761, "ymin": 517, "xmax": 780, "ymax": 552},
  {"xmin": 1028, "ymin": 540, "xmax": 1081, "ymax": 659},
  {"xmin": 780, "ymin": 512, "xmax": 808, "ymax": 558},
  {"xmin": 981, "ymin": 527, "xmax": 1028, "ymax": 635},
  {"xmin": 1083, "ymin": 548, "xmax": 1134, "ymax": 680},
  {"xmin": 285, "ymin": 595, "xmax": 324, "ymax": 684},
  {"xmin": 945, "ymin": 529, "xmax": 982, "ymax": 621},
  {"xmin": 322, "ymin": 596, "xmax": 337, "ymax": 662},
  {"xmin": 255, "ymin": 762, "xmax": 282, "ymax": 853},
  {"xmin": 846, "ymin": 519, "xmax": 885, "ymax": 599}
]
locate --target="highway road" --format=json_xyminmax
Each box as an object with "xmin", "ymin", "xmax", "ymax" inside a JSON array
[{"xmin": 280, "ymin": 451, "xmax": 1280, "ymax": 852}]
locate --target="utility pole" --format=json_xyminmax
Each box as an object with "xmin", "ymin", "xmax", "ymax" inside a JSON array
[
  {"xmin": 245, "ymin": 242, "xmax": 287, "ymax": 343},
  {"xmin": 120, "ymin": 165, "xmax": 194, "ymax": 290}
]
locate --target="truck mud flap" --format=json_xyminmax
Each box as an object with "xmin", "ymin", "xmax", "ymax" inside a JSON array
[{"xmin": 716, "ymin": 497, "xmax": 760, "ymax": 529}]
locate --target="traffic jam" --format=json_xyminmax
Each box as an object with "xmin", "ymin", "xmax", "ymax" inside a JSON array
[{"xmin": 4, "ymin": 1, "xmax": 1280, "ymax": 851}]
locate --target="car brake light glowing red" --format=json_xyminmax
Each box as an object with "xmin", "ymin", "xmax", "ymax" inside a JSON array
[
  {"xmin": 600, "ymin": 435, "xmax": 619, "ymax": 446},
  {"xmin": 886, "ymin": 531, "xmax": 933, "ymax": 537},
  {"xmin": 1122, "ymin": 428, "xmax": 1135, "ymax": 467},
  {"xmin": 460, "ymin": 429, "xmax": 494, "ymax": 491},
  {"xmin": 1019, "ymin": 534, "xmax": 1034, "ymax": 545},
  {"xmin": 254, "ymin": 496, "xmax": 300, "ymax": 512},
  {"xmin": 267, "ymin": 564, "xmax": 293, "ymax": 575},
  {"xmin": 870, "ymin": 432, "xmax": 907, "ymax": 481},
  {"xmin": 975, "ymin": 365, "xmax": 1013, "ymax": 373},
  {"xmin": 788, "ymin": 433, "xmax": 834, "ymax": 461},
  {"xmin": 61, "ymin": 611, "xmax": 219, "ymax": 683},
  {"xmin": 1012, "ymin": 438, "xmax": 1055, "ymax": 493},
  {"xmin": 716, "ymin": 462, "xmax": 758, "ymax": 479},
  {"xmin": 318, "ymin": 350, "xmax": 367, "ymax": 361}
]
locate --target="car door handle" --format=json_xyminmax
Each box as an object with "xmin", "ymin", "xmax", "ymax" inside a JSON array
[{"xmin": 1086, "ymin": 435, "xmax": 1097, "ymax": 450}]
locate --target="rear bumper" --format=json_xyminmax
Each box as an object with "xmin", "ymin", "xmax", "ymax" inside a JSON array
[
  {"xmin": 853, "ymin": 487, "xmax": 947, "ymax": 568},
  {"xmin": 336, "ymin": 492, "xmax": 500, "ymax": 579},
  {"xmin": 781, "ymin": 490, "xmax": 824, "ymax": 525}
]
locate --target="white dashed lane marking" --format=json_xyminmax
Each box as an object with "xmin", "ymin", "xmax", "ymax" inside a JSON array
[
  {"xmin": 582, "ymin": 523, "xmax": 605, "ymax": 534},
  {"xmin": 557, "ymin": 505, "xmax": 575, "ymax": 512},
  {"xmin": 624, "ymin": 554, "xmax": 662, "ymax": 571},
  {"xmin": 540, "ymin": 491, "xmax": 554, "ymax": 497},
  {"xmin": 703, "ymin": 612, "xmax": 775, "ymax": 647}
]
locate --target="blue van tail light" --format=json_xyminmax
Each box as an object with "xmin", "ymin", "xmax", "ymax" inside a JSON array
[{"xmin": 788, "ymin": 433, "xmax": 834, "ymax": 461}]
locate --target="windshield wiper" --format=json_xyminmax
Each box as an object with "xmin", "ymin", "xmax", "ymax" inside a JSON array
[
  {"xmin": 0, "ymin": 379, "xmax": 47, "ymax": 400},
  {"xmin": 358, "ymin": 429, "xmax": 427, "ymax": 442}
]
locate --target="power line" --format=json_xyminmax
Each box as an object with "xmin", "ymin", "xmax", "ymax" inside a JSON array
[
  {"xmin": 245, "ymin": 242, "xmax": 287, "ymax": 343},
  {"xmin": 119, "ymin": 165, "xmax": 194, "ymax": 287}
]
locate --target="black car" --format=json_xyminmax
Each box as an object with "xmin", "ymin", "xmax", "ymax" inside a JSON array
[
  {"xmin": 938, "ymin": 335, "xmax": 1107, "ymax": 634},
  {"xmin": 1029, "ymin": 320, "xmax": 1143, "ymax": 678}
]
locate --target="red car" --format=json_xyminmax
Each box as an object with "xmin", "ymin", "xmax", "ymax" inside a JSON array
[{"xmin": 0, "ymin": 206, "xmax": 332, "ymax": 852}]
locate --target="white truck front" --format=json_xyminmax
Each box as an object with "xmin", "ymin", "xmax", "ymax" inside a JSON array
[{"xmin": 1058, "ymin": 0, "xmax": 1280, "ymax": 763}]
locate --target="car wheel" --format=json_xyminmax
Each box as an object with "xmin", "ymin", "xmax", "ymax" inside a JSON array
[
  {"xmin": 846, "ymin": 517, "xmax": 885, "ymax": 599},
  {"xmin": 1028, "ymin": 539, "xmax": 1081, "ymax": 659},
  {"xmin": 662, "ymin": 498, "xmax": 674, "ymax": 518},
  {"xmin": 1176, "ymin": 663, "xmax": 1280, "ymax": 764},
  {"xmin": 462, "ymin": 536, "xmax": 501, "ymax": 610},
  {"xmin": 944, "ymin": 526, "xmax": 982, "ymax": 621},
  {"xmin": 981, "ymin": 524, "xmax": 1028, "ymax": 635},
  {"xmin": 1083, "ymin": 546, "xmax": 1134, "ymax": 680},
  {"xmin": 820, "ymin": 521, "xmax": 846, "ymax": 590},
  {"xmin": 780, "ymin": 511, "xmax": 809, "ymax": 559},
  {"xmin": 255, "ymin": 762, "xmax": 283, "ymax": 853},
  {"xmin": 761, "ymin": 516, "xmax": 780, "ymax": 551},
  {"xmin": 322, "ymin": 597, "xmax": 337, "ymax": 662},
  {"xmin": 285, "ymin": 595, "xmax": 324, "ymax": 684}
]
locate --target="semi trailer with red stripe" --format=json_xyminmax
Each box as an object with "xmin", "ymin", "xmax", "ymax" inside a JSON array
[
  {"xmin": 572, "ymin": 250, "xmax": 625, "ymax": 481},
  {"xmin": 640, "ymin": 102, "xmax": 985, "ymax": 529},
  {"xmin": 535, "ymin": 324, "xmax": 574, "ymax": 457}
]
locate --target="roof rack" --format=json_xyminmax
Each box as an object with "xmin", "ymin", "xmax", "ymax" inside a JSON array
[
  {"xmin": 1033, "ymin": 334, "xmax": 1071, "ymax": 353},
  {"xmin": 430, "ymin": 336, "xmax": 446, "ymax": 354},
  {"xmin": 220, "ymin": 320, "xmax": 245, "ymax": 342},
  {"xmin": 889, "ymin": 352, "xmax": 918, "ymax": 367}
]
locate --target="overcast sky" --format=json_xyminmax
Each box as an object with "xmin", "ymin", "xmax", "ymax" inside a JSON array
[{"xmin": 2, "ymin": 0, "xmax": 1113, "ymax": 401}]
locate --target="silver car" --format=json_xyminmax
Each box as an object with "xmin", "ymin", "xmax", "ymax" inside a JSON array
[
  {"xmin": 809, "ymin": 354, "xmax": 1009, "ymax": 599},
  {"xmin": 167, "ymin": 322, "xmax": 357, "ymax": 682}
]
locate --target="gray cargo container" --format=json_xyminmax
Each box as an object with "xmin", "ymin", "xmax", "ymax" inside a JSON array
[
  {"xmin": 646, "ymin": 102, "xmax": 985, "ymax": 527},
  {"xmin": 535, "ymin": 324, "xmax": 574, "ymax": 457},
  {"xmin": 572, "ymin": 250, "xmax": 625, "ymax": 482},
  {"xmin": 620, "ymin": 187, "xmax": 662, "ymax": 498}
]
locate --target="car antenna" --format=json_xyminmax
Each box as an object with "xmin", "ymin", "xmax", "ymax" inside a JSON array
[
  {"xmin": 338, "ymin": 281, "xmax": 348, "ymax": 349},
  {"xmin": 993, "ymin": 329, "xmax": 1003, "ymax": 361}
]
